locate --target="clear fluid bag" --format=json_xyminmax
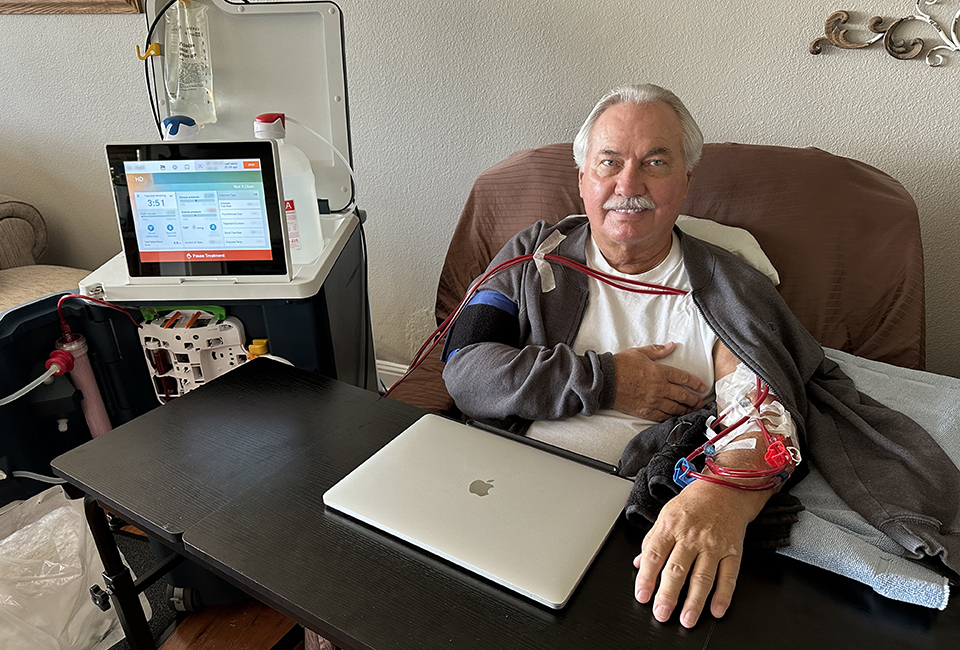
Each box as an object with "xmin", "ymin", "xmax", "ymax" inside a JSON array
[{"xmin": 164, "ymin": 0, "xmax": 217, "ymax": 126}]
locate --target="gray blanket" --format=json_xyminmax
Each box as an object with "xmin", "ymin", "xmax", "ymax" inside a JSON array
[{"xmin": 778, "ymin": 349, "xmax": 959, "ymax": 609}]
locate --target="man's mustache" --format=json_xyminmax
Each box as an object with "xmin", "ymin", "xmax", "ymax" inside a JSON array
[{"xmin": 603, "ymin": 196, "xmax": 656, "ymax": 211}]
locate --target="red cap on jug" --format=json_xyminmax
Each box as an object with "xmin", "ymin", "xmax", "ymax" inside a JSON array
[{"xmin": 254, "ymin": 113, "xmax": 286, "ymax": 139}]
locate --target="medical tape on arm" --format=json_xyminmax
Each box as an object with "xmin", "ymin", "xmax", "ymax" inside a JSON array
[
  {"xmin": 710, "ymin": 362, "xmax": 798, "ymax": 456},
  {"xmin": 532, "ymin": 231, "xmax": 567, "ymax": 293}
]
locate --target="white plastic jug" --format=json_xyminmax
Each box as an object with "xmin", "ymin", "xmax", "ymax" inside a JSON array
[{"xmin": 254, "ymin": 113, "xmax": 326, "ymax": 265}]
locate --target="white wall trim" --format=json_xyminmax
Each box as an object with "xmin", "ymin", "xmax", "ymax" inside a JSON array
[{"xmin": 376, "ymin": 359, "xmax": 409, "ymax": 390}]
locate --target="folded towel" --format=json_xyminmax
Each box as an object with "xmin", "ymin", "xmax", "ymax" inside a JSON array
[
  {"xmin": 779, "ymin": 466, "xmax": 950, "ymax": 609},
  {"xmin": 776, "ymin": 349, "xmax": 959, "ymax": 610}
]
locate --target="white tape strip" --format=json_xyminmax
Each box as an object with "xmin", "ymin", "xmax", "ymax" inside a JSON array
[
  {"xmin": 716, "ymin": 437, "xmax": 757, "ymax": 452},
  {"xmin": 533, "ymin": 231, "xmax": 566, "ymax": 293},
  {"xmin": 711, "ymin": 362, "xmax": 798, "ymax": 455}
]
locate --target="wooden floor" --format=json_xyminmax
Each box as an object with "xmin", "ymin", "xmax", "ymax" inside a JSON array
[
  {"xmin": 159, "ymin": 598, "xmax": 300, "ymax": 650},
  {"xmin": 115, "ymin": 519, "xmax": 302, "ymax": 650}
]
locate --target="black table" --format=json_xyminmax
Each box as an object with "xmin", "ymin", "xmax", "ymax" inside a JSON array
[{"xmin": 52, "ymin": 359, "xmax": 960, "ymax": 649}]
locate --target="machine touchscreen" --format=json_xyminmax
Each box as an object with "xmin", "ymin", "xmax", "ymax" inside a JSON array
[{"xmin": 106, "ymin": 141, "xmax": 289, "ymax": 281}]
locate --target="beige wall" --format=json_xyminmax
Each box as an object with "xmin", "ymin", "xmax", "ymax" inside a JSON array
[{"xmin": 1, "ymin": 2, "xmax": 957, "ymax": 377}]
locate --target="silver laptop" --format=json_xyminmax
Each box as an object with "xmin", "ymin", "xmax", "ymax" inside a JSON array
[{"xmin": 322, "ymin": 414, "xmax": 633, "ymax": 608}]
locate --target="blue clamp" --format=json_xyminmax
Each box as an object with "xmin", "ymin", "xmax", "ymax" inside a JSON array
[
  {"xmin": 673, "ymin": 458, "xmax": 696, "ymax": 488},
  {"xmin": 704, "ymin": 443, "xmax": 716, "ymax": 457},
  {"xmin": 162, "ymin": 115, "xmax": 199, "ymax": 141}
]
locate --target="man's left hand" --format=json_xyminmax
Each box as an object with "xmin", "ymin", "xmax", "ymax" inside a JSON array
[{"xmin": 632, "ymin": 479, "xmax": 768, "ymax": 628}]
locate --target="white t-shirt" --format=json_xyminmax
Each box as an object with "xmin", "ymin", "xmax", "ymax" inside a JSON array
[{"xmin": 526, "ymin": 233, "xmax": 718, "ymax": 465}]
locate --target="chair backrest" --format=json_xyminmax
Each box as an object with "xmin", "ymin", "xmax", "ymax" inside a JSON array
[{"xmin": 435, "ymin": 142, "xmax": 925, "ymax": 370}]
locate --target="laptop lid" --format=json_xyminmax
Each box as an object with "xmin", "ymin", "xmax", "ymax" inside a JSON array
[
  {"xmin": 322, "ymin": 414, "xmax": 633, "ymax": 609},
  {"xmin": 105, "ymin": 140, "xmax": 290, "ymax": 284}
]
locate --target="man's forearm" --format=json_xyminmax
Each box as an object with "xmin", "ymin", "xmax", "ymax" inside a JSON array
[
  {"xmin": 706, "ymin": 348, "xmax": 800, "ymax": 493},
  {"xmin": 700, "ymin": 399, "xmax": 798, "ymax": 493}
]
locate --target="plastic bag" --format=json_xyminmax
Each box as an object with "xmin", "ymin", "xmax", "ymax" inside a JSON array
[
  {"xmin": 0, "ymin": 487, "xmax": 152, "ymax": 650},
  {"xmin": 164, "ymin": 0, "xmax": 217, "ymax": 126}
]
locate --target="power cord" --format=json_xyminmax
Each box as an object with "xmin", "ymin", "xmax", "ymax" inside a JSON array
[
  {"xmin": 358, "ymin": 218, "xmax": 373, "ymax": 391},
  {"xmin": 142, "ymin": 0, "xmax": 181, "ymax": 139}
]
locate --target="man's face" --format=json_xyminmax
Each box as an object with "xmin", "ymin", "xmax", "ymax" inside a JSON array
[{"xmin": 578, "ymin": 101, "xmax": 692, "ymax": 272}]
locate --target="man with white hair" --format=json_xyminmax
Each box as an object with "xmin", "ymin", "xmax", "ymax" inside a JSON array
[
  {"xmin": 441, "ymin": 83, "xmax": 789, "ymax": 628},
  {"xmin": 441, "ymin": 84, "xmax": 958, "ymax": 627}
]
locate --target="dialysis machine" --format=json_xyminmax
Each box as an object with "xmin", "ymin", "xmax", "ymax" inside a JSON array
[{"xmin": 0, "ymin": 0, "xmax": 375, "ymax": 603}]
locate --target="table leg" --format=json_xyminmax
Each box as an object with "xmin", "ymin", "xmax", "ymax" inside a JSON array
[{"xmin": 84, "ymin": 496, "xmax": 156, "ymax": 650}]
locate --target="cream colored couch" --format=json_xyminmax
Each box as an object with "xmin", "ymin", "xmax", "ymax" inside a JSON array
[{"xmin": 0, "ymin": 194, "xmax": 90, "ymax": 314}]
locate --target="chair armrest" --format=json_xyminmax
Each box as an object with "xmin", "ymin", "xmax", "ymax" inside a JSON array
[
  {"xmin": 383, "ymin": 345, "xmax": 460, "ymax": 417},
  {"xmin": 0, "ymin": 194, "xmax": 47, "ymax": 269}
]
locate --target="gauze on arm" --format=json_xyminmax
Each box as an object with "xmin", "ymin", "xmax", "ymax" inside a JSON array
[{"xmin": 710, "ymin": 362, "xmax": 797, "ymax": 457}]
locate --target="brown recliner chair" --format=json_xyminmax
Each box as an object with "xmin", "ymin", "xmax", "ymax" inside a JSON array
[
  {"xmin": 386, "ymin": 142, "xmax": 925, "ymax": 415},
  {"xmin": 0, "ymin": 193, "xmax": 90, "ymax": 314}
]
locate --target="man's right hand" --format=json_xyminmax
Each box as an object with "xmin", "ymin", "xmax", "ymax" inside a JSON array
[{"xmin": 612, "ymin": 343, "xmax": 707, "ymax": 421}]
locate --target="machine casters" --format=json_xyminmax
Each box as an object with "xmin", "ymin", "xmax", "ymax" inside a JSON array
[{"xmin": 166, "ymin": 584, "xmax": 204, "ymax": 612}]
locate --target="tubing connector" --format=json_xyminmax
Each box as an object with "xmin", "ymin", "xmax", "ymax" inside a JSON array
[{"xmin": 45, "ymin": 350, "xmax": 75, "ymax": 376}]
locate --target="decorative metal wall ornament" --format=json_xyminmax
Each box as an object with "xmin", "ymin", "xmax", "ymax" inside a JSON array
[{"xmin": 810, "ymin": 1, "xmax": 960, "ymax": 67}]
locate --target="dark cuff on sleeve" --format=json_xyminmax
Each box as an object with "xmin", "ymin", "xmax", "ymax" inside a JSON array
[
  {"xmin": 441, "ymin": 291, "xmax": 520, "ymax": 363},
  {"xmin": 598, "ymin": 351, "xmax": 616, "ymax": 410}
]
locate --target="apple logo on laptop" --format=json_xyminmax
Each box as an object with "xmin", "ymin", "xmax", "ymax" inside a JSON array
[{"xmin": 469, "ymin": 479, "xmax": 495, "ymax": 497}]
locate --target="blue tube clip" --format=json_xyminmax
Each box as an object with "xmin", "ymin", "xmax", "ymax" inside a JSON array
[{"xmin": 673, "ymin": 458, "xmax": 696, "ymax": 488}]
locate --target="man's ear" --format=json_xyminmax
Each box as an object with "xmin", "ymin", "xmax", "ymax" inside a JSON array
[{"xmin": 578, "ymin": 169, "xmax": 585, "ymax": 196}]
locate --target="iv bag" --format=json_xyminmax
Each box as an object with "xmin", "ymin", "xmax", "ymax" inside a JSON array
[{"xmin": 164, "ymin": 0, "xmax": 217, "ymax": 126}]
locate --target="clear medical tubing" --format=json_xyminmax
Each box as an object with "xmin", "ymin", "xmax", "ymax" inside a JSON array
[
  {"xmin": 0, "ymin": 366, "xmax": 59, "ymax": 407},
  {"xmin": 284, "ymin": 115, "xmax": 358, "ymax": 228},
  {"xmin": 56, "ymin": 335, "xmax": 112, "ymax": 438},
  {"xmin": 11, "ymin": 471, "xmax": 65, "ymax": 485}
]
